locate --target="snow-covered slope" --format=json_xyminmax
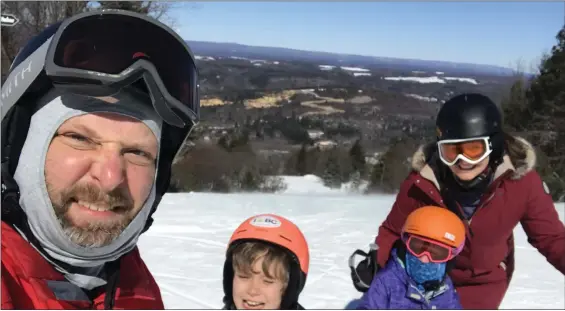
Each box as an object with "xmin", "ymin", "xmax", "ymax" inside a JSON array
[{"xmin": 138, "ymin": 176, "xmax": 565, "ymax": 309}]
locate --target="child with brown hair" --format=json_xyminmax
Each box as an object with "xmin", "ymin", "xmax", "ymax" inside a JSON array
[{"xmin": 222, "ymin": 214, "xmax": 310, "ymax": 310}]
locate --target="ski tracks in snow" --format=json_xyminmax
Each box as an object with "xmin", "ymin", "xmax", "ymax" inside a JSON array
[{"xmin": 138, "ymin": 193, "xmax": 565, "ymax": 309}]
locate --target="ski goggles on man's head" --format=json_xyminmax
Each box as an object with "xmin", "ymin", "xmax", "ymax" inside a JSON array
[
  {"xmin": 404, "ymin": 234, "xmax": 456, "ymax": 263},
  {"xmin": 437, "ymin": 136, "xmax": 492, "ymax": 166},
  {"xmin": 1, "ymin": 10, "xmax": 199, "ymax": 128}
]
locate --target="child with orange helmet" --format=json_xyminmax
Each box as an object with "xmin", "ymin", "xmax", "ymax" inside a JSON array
[
  {"xmin": 222, "ymin": 214, "xmax": 309, "ymax": 310},
  {"xmin": 357, "ymin": 206, "xmax": 465, "ymax": 309}
]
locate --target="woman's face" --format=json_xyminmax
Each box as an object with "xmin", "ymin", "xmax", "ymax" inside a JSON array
[{"xmin": 448, "ymin": 156, "xmax": 490, "ymax": 181}]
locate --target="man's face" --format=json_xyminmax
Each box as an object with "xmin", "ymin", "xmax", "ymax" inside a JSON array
[{"xmin": 44, "ymin": 112, "xmax": 158, "ymax": 247}]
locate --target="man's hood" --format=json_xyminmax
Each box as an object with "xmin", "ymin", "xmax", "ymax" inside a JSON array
[{"xmin": 12, "ymin": 89, "xmax": 162, "ymax": 288}]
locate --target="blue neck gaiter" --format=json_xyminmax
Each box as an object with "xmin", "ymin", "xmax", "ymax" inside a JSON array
[{"xmin": 405, "ymin": 252, "xmax": 446, "ymax": 289}]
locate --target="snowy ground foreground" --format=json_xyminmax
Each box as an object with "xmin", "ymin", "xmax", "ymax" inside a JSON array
[{"xmin": 138, "ymin": 176, "xmax": 565, "ymax": 309}]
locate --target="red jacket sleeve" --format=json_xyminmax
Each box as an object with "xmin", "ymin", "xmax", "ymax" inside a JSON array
[
  {"xmin": 1, "ymin": 266, "xmax": 14, "ymax": 309},
  {"xmin": 520, "ymin": 171, "xmax": 565, "ymax": 274},
  {"xmin": 375, "ymin": 172, "xmax": 423, "ymax": 267}
]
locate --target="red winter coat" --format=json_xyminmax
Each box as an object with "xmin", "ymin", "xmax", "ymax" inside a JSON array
[
  {"xmin": 375, "ymin": 137, "xmax": 565, "ymax": 309},
  {"xmin": 1, "ymin": 221, "xmax": 164, "ymax": 309}
]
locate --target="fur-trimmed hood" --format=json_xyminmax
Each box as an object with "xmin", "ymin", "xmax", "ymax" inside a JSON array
[{"xmin": 411, "ymin": 136, "xmax": 537, "ymax": 189}]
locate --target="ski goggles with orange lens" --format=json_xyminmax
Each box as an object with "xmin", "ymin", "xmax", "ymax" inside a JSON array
[
  {"xmin": 404, "ymin": 235, "xmax": 455, "ymax": 263},
  {"xmin": 437, "ymin": 136, "xmax": 492, "ymax": 166}
]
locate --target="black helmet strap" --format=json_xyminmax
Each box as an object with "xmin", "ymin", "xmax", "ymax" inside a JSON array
[
  {"xmin": 1, "ymin": 98, "xmax": 34, "ymax": 177},
  {"xmin": 488, "ymin": 131, "xmax": 505, "ymax": 168}
]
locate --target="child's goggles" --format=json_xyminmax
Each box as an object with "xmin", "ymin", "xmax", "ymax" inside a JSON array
[
  {"xmin": 404, "ymin": 235, "xmax": 456, "ymax": 263},
  {"xmin": 437, "ymin": 136, "xmax": 493, "ymax": 166}
]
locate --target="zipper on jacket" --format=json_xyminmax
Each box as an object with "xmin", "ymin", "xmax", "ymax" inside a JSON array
[
  {"xmin": 463, "ymin": 214, "xmax": 474, "ymax": 238},
  {"xmin": 459, "ymin": 168, "xmax": 513, "ymax": 238},
  {"xmin": 464, "ymin": 181, "xmax": 501, "ymax": 237}
]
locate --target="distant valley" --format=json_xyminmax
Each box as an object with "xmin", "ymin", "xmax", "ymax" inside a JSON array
[{"xmin": 185, "ymin": 39, "xmax": 519, "ymax": 156}]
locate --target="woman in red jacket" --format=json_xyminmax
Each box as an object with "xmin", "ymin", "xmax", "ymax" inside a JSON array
[{"xmin": 354, "ymin": 93, "xmax": 565, "ymax": 309}]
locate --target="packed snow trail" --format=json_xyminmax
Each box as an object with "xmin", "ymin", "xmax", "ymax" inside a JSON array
[{"xmin": 138, "ymin": 178, "xmax": 565, "ymax": 309}]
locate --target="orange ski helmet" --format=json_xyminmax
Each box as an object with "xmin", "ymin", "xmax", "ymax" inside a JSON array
[
  {"xmin": 222, "ymin": 214, "xmax": 309, "ymax": 309},
  {"xmin": 402, "ymin": 206, "xmax": 466, "ymax": 255}
]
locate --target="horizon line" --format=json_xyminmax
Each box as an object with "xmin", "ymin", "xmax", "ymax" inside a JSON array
[{"xmin": 183, "ymin": 39, "xmax": 524, "ymax": 72}]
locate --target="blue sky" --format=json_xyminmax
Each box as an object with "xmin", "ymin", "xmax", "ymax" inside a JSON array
[{"xmin": 170, "ymin": 2, "xmax": 564, "ymax": 68}]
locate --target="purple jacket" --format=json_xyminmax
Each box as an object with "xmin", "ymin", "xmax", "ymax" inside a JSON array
[{"xmin": 356, "ymin": 249, "xmax": 462, "ymax": 310}]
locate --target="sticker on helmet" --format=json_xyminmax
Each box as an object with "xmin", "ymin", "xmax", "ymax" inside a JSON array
[
  {"xmin": 542, "ymin": 181, "xmax": 550, "ymax": 195},
  {"xmin": 250, "ymin": 215, "xmax": 281, "ymax": 228},
  {"xmin": 444, "ymin": 232, "xmax": 455, "ymax": 241}
]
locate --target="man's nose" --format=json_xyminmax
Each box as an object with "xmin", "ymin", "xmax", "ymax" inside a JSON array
[{"xmin": 91, "ymin": 147, "xmax": 125, "ymax": 192}]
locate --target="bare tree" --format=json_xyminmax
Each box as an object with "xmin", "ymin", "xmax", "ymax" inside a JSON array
[
  {"xmin": 1, "ymin": 1, "xmax": 88, "ymax": 80},
  {"xmin": 91, "ymin": 1, "xmax": 182, "ymax": 30}
]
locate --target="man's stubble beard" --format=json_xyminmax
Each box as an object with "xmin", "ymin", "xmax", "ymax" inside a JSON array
[{"xmin": 46, "ymin": 181, "xmax": 138, "ymax": 248}]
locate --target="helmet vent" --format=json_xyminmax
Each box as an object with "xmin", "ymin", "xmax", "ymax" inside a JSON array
[{"xmin": 279, "ymin": 235, "xmax": 292, "ymax": 243}]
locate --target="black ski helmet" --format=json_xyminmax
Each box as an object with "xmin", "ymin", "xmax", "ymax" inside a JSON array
[
  {"xmin": 435, "ymin": 93, "xmax": 505, "ymax": 166},
  {"xmin": 1, "ymin": 10, "xmax": 200, "ymax": 233}
]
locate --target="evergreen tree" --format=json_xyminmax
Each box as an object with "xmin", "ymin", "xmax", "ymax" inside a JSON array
[
  {"xmin": 97, "ymin": 1, "xmax": 150, "ymax": 13},
  {"xmin": 349, "ymin": 139, "xmax": 366, "ymax": 175},
  {"xmin": 502, "ymin": 24, "xmax": 565, "ymax": 201},
  {"xmin": 366, "ymin": 161, "xmax": 385, "ymax": 193},
  {"xmin": 322, "ymin": 150, "xmax": 342, "ymax": 189},
  {"xmin": 528, "ymin": 26, "xmax": 565, "ymax": 201},
  {"xmin": 295, "ymin": 144, "xmax": 308, "ymax": 175}
]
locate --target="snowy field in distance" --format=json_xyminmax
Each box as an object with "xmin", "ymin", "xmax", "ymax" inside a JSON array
[{"xmin": 138, "ymin": 176, "xmax": 565, "ymax": 309}]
